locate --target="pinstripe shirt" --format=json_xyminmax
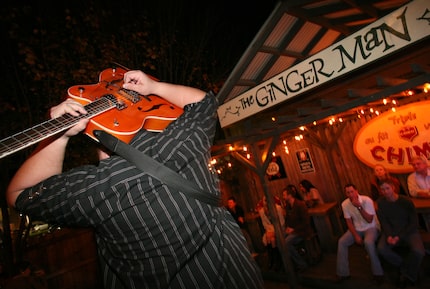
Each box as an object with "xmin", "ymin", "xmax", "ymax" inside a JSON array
[{"xmin": 16, "ymin": 92, "xmax": 263, "ymax": 289}]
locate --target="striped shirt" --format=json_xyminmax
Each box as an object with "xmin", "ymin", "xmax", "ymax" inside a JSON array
[{"xmin": 16, "ymin": 92, "xmax": 264, "ymax": 289}]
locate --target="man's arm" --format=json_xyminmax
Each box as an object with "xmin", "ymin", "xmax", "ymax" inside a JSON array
[
  {"xmin": 6, "ymin": 100, "xmax": 89, "ymax": 207},
  {"xmin": 123, "ymin": 70, "xmax": 206, "ymax": 108},
  {"xmin": 358, "ymin": 203, "xmax": 375, "ymax": 223},
  {"xmin": 345, "ymin": 218, "xmax": 362, "ymax": 244}
]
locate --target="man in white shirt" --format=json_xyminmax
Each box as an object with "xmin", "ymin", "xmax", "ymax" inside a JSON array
[
  {"xmin": 407, "ymin": 155, "xmax": 430, "ymax": 198},
  {"xmin": 336, "ymin": 184, "xmax": 384, "ymax": 285}
]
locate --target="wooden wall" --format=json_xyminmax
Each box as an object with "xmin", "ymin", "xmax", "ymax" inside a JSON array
[
  {"xmin": 221, "ymin": 114, "xmax": 410, "ymax": 211},
  {"xmin": 23, "ymin": 228, "xmax": 101, "ymax": 289}
]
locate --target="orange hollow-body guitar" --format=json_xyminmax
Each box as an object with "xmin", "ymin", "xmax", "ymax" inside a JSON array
[
  {"xmin": 0, "ymin": 67, "xmax": 183, "ymax": 159},
  {"xmin": 68, "ymin": 67, "xmax": 183, "ymax": 142}
]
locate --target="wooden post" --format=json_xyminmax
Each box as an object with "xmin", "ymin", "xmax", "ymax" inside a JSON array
[{"xmin": 231, "ymin": 135, "xmax": 299, "ymax": 289}]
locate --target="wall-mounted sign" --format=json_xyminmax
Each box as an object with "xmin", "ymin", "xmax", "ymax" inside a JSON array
[
  {"xmin": 217, "ymin": 0, "xmax": 430, "ymax": 127},
  {"xmin": 296, "ymin": 148, "xmax": 315, "ymax": 174},
  {"xmin": 266, "ymin": 156, "xmax": 287, "ymax": 181},
  {"xmin": 353, "ymin": 100, "xmax": 430, "ymax": 173}
]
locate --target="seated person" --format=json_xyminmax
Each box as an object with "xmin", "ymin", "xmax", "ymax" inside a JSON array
[
  {"xmin": 283, "ymin": 186, "xmax": 313, "ymax": 271},
  {"xmin": 407, "ymin": 155, "xmax": 430, "ymax": 198},
  {"xmin": 256, "ymin": 196, "xmax": 284, "ymax": 269},
  {"xmin": 299, "ymin": 179, "xmax": 324, "ymax": 208},
  {"xmin": 377, "ymin": 179, "xmax": 425, "ymax": 288},
  {"xmin": 226, "ymin": 196, "xmax": 257, "ymax": 256},
  {"xmin": 370, "ymin": 164, "xmax": 407, "ymax": 201},
  {"xmin": 408, "ymin": 155, "xmax": 430, "ymax": 231},
  {"xmin": 336, "ymin": 184, "xmax": 383, "ymax": 284}
]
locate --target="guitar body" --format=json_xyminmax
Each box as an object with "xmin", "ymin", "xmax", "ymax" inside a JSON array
[{"xmin": 67, "ymin": 67, "xmax": 183, "ymax": 143}]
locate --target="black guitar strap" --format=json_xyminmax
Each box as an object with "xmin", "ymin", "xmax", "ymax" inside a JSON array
[{"xmin": 94, "ymin": 130, "xmax": 221, "ymax": 207}]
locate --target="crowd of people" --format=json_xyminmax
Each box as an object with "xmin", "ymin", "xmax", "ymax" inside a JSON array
[{"xmin": 225, "ymin": 157, "xmax": 429, "ymax": 288}]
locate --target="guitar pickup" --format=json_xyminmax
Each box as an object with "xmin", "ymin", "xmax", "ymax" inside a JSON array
[{"xmin": 104, "ymin": 94, "xmax": 127, "ymax": 110}]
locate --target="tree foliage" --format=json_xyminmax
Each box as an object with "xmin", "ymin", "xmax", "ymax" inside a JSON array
[{"xmin": 0, "ymin": 0, "xmax": 244, "ymax": 169}]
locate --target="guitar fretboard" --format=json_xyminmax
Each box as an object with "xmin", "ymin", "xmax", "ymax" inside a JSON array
[{"xmin": 0, "ymin": 96, "xmax": 116, "ymax": 159}]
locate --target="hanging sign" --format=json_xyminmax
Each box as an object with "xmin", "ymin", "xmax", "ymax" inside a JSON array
[
  {"xmin": 266, "ymin": 156, "xmax": 287, "ymax": 180},
  {"xmin": 353, "ymin": 100, "xmax": 430, "ymax": 173},
  {"xmin": 218, "ymin": 0, "xmax": 430, "ymax": 127}
]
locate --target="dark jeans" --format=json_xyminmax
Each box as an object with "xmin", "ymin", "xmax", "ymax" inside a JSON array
[
  {"xmin": 285, "ymin": 233, "xmax": 307, "ymax": 268},
  {"xmin": 377, "ymin": 232, "xmax": 425, "ymax": 281}
]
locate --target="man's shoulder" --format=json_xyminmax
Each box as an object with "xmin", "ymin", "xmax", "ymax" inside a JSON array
[
  {"xmin": 341, "ymin": 198, "xmax": 350, "ymax": 206},
  {"xmin": 360, "ymin": 194, "xmax": 373, "ymax": 202},
  {"xmin": 296, "ymin": 199, "xmax": 307, "ymax": 208},
  {"xmin": 407, "ymin": 171, "xmax": 417, "ymax": 180}
]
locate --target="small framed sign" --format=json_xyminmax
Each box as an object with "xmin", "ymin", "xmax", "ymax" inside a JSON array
[
  {"xmin": 266, "ymin": 156, "xmax": 287, "ymax": 180},
  {"xmin": 296, "ymin": 148, "xmax": 315, "ymax": 173}
]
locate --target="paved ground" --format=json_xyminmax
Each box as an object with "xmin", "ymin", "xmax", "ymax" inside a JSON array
[{"xmin": 261, "ymin": 242, "xmax": 430, "ymax": 289}]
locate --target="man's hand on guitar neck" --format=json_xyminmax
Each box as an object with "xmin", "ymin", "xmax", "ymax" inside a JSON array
[
  {"xmin": 50, "ymin": 99, "xmax": 89, "ymax": 137},
  {"xmin": 6, "ymin": 99, "xmax": 89, "ymax": 208}
]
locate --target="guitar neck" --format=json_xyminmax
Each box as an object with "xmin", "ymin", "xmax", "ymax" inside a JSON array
[{"xmin": 0, "ymin": 96, "xmax": 115, "ymax": 159}]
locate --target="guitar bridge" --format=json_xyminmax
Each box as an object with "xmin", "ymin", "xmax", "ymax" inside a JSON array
[{"xmin": 120, "ymin": 88, "xmax": 141, "ymax": 103}]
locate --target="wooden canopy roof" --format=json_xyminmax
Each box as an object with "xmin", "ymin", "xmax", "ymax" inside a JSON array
[{"xmin": 214, "ymin": 0, "xmax": 429, "ymax": 150}]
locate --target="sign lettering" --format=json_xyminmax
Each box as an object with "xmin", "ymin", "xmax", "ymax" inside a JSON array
[{"xmin": 218, "ymin": 0, "xmax": 430, "ymax": 127}]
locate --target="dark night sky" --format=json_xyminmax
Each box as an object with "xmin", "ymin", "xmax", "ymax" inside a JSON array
[
  {"xmin": 0, "ymin": 0, "xmax": 279, "ymax": 115},
  {"xmin": 1, "ymin": 0, "xmax": 279, "ymax": 83},
  {"xmin": 0, "ymin": 0, "xmax": 278, "ymax": 158}
]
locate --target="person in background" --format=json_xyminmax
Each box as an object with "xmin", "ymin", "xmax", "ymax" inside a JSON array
[
  {"xmin": 280, "ymin": 184, "xmax": 300, "ymax": 216},
  {"xmin": 370, "ymin": 164, "xmax": 407, "ymax": 202},
  {"xmin": 377, "ymin": 179, "xmax": 425, "ymax": 288},
  {"xmin": 407, "ymin": 155, "xmax": 430, "ymax": 198},
  {"xmin": 336, "ymin": 184, "xmax": 384, "ymax": 285},
  {"xmin": 299, "ymin": 179, "xmax": 324, "ymax": 207},
  {"xmin": 226, "ymin": 196, "xmax": 258, "ymax": 257},
  {"xmin": 283, "ymin": 186, "xmax": 313, "ymax": 272},
  {"xmin": 256, "ymin": 196, "xmax": 285, "ymax": 270},
  {"xmin": 6, "ymin": 70, "xmax": 264, "ymax": 289}
]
